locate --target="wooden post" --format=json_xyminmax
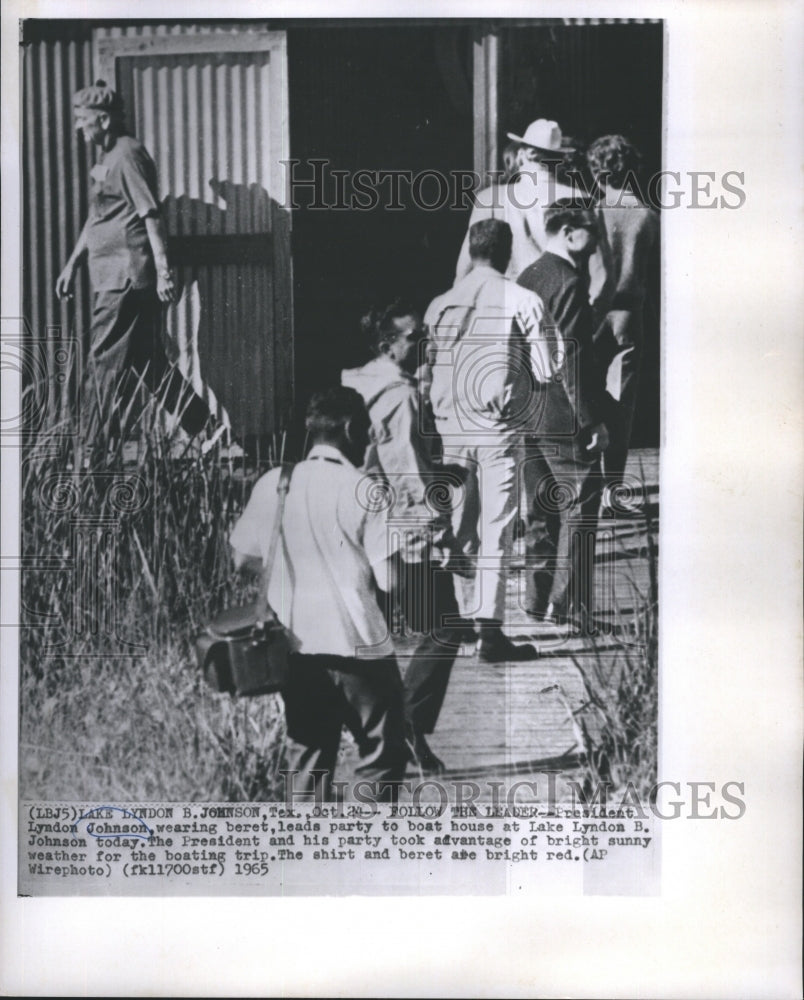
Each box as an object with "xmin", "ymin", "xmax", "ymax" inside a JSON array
[{"xmin": 473, "ymin": 28, "xmax": 499, "ymax": 182}]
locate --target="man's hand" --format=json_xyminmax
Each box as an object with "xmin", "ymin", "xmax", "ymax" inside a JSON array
[
  {"xmin": 156, "ymin": 267, "xmax": 178, "ymax": 304},
  {"xmin": 55, "ymin": 262, "xmax": 76, "ymax": 300},
  {"xmin": 586, "ymin": 422, "xmax": 610, "ymax": 453}
]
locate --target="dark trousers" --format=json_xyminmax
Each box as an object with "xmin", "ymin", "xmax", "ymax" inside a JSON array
[
  {"xmin": 523, "ymin": 435, "xmax": 602, "ymax": 620},
  {"xmin": 81, "ymin": 286, "xmax": 211, "ymax": 453},
  {"xmin": 394, "ymin": 556, "xmax": 460, "ymax": 736},
  {"xmin": 281, "ymin": 653, "xmax": 407, "ymax": 802},
  {"xmin": 596, "ymin": 308, "xmax": 644, "ymax": 486}
]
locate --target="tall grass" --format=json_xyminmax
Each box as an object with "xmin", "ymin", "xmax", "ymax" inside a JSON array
[
  {"xmin": 19, "ymin": 381, "xmax": 659, "ymax": 803},
  {"xmin": 571, "ymin": 515, "xmax": 659, "ymax": 799},
  {"xmin": 20, "ymin": 394, "xmax": 288, "ymax": 801}
]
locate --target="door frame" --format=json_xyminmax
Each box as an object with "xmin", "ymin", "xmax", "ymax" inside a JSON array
[
  {"xmin": 473, "ymin": 27, "xmax": 499, "ymax": 181},
  {"xmin": 95, "ymin": 30, "xmax": 287, "ymax": 88}
]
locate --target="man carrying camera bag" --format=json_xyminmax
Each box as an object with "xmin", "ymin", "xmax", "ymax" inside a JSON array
[{"xmin": 230, "ymin": 387, "xmax": 407, "ymax": 803}]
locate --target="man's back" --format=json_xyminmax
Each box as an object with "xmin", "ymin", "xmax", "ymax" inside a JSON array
[
  {"xmin": 518, "ymin": 251, "xmax": 606, "ymax": 436},
  {"xmin": 598, "ymin": 191, "xmax": 659, "ymax": 304},
  {"xmin": 425, "ymin": 264, "xmax": 549, "ymax": 437},
  {"xmin": 230, "ymin": 446, "xmax": 393, "ymax": 658},
  {"xmin": 342, "ymin": 355, "xmax": 433, "ymax": 503},
  {"xmin": 455, "ymin": 170, "xmax": 579, "ymax": 282}
]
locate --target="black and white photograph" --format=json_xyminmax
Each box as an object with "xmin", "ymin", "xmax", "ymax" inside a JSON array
[
  {"xmin": 14, "ymin": 14, "xmax": 663, "ymax": 889},
  {"xmin": 1, "ymin": 0, "xmax": 801, "ymax": 996}
]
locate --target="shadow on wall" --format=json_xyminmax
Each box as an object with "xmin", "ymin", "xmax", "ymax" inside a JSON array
[{"xmin": 161, "ymin": 179, "xmax": 291, "ymax": 440}]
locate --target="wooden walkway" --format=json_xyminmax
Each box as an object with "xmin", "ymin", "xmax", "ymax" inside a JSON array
[{"xmin": 342, "ymin": 448, "xmax": 659, "ymax": 794}]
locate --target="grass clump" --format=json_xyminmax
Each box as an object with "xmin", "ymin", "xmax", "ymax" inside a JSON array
[
  {"xmin": 20, "ymin": 395, "xmax": 287, "ymax": 801},
  {"xmin": 572, "ymin": 523, "xmax": 659, "ymax": 801}
]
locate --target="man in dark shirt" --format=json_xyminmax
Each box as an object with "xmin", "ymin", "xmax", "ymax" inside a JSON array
[
  {"xmin": 56, "ymin": 80, "xmax": 224, "ymax": 462},
  {"xmin": 517, "ymin": 200, "xmax": 610, "ymax": 630}
]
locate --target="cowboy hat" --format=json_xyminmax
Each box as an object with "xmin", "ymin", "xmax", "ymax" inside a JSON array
[{"xmin": 506, "ymin": 119, "xmax": 575, "ymax": 155}]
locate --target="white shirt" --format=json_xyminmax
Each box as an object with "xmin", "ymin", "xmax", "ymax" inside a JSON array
[
  {"xmin": 454, "ymin": 168, "xmax": 580, "ymax": 282},
  {"xmin": 424, "ymin": 264, "xmax": 555, "ymax": 437},
  {"xmin": 230, "ymin": 445, "xmax": 396, "ymax": 658}
]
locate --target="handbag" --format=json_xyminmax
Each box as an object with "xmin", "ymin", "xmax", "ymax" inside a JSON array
[{"xmin": 195, "ymin": 463, "xmax": 294, "ymax": 697}]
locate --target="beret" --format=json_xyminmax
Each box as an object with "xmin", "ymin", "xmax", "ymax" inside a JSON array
[{"xmin": 73, "ymin": 80, "xmax": 123, "ymax": 113}]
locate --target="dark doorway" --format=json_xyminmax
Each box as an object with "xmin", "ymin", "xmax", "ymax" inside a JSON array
[
  {"xmin": 287, "ymin": 21, "xmax": 662, "ymax": 449},
  {"xmin": 287, "ymin": 24, "xmax": 475, "ymax": 420}
]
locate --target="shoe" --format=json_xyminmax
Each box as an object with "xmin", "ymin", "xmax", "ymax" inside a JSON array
[
  {"xmin": 524, "ymin": 610, "xmax": 570, "ymax": 634},
  {"xmin": 543, "ymin": 603, "xmax": 598, "ymax": 637},
  {"xmin": 476, "ymin": 627, "xmax": 538, "ymax": 663},
  {"xmin": 447, "ymin": 617, "xmax": 478, "ymax": 644},
  {"xmin": 406, "ymin": 729, "xmax": 446, "ymax": 775}
]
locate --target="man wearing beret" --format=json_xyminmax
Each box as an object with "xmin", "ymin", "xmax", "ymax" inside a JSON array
[{"xmin": 56, "ymin": 80, "xmax": 225, "ymax": 460}]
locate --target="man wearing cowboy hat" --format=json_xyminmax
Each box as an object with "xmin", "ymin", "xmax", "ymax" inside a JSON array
[
  {"xmin": 56, "ymin": 80, "xmax": 225, "ymax": 460},
  {"xmin": 455, "ymin": 119, "xmax": 587, "ymax": 283}
]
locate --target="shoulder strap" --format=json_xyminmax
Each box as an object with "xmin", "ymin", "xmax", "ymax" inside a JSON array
[
  {"xmin": 365, "ymin": 378, "xmax": 415, "ymax": 412},
  {"xmin": 256, "ymin": 463, "xmax": 293, "ymax": 622}
]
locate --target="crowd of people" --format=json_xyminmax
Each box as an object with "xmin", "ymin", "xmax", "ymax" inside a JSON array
[
  {"xmin": 233, "ymin": 120, "xmax": 658, "ymax": 800},
  {"xmin": 57, "ymin": 83, "xmax": 658, "ymax": 801}
]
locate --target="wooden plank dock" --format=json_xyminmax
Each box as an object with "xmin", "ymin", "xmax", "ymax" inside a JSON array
[{"xmin": 341, "ymin": 448, "xmax": 659, "ymax": 795}]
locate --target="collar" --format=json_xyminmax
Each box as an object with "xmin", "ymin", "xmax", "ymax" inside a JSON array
[
  {"xmin": 542, "ymin": 248, "xmax": 579, "ymax": 271},
  {"xmin": 374, "ymin": 354, "xmax": 415, "ymax": 383},
  {"xmin": 467, "ymin": 262, "xmax": 505, "ymax": 278},
  {"xmin": 306, "ymin": 443, "xmax": 353, "ymax": 467}
]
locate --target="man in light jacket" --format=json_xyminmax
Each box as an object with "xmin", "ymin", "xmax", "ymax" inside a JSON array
[
  {"xmin": 426, "ymin": 219, "xmax": 550, "ymax": 662},
  {"xmin": 343, "ymin": 300, "xmax": 463, "ymax": 773}
]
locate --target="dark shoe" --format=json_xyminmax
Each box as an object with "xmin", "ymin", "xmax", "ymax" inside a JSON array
[
  {"xmin": 406, "ymin": 730, "xmax": 446, "ymax": 775},
  {"xmin": 476, "ymin": 628, "xmax": 538, "ymax": 663},
  {"xmin": 448, "ymin": 617, "xmax": 478, "ymax": 644}
]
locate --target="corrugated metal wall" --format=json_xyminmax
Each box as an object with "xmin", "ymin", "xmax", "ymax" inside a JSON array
[
  {"xmin": 116, "ymin": 38, "xmax": 289, "ymax": 437},
  {"xmin": 22, "ymin": 21, "xmax": 291, "ymax": 439},
  {"xmin": 22, "ymin": 30, "xmax": 94, "ymax": 426}
]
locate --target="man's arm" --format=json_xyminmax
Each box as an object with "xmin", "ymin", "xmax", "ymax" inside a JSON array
[
  {"xmin": 588, "ymin": 208, "xmax": 616, "ymax": 324},
  {"xmin": 229, "ymin": 474, "xmax": 277, "ymax": 571},
  {"xmin": 374, "ymin": 390, "xmax": 433, "ymax": 505},
  {"xmin": 55, "ymin": 221, "xmax": 90, "ymax": 299},
  {"xmin": 144, "ymin": 215, "xmax": 178, "ymax": 304},
  {"xmin": 551, "ymin": 276, "xmax": 609, "ymax": 450},
  {"xmin": 119, "ymin": 143, "xmax": 178, "ymax": 304}
]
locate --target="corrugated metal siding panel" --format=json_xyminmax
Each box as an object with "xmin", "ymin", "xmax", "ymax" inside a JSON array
[
  {"xmin": 132, "ymin": 53, "xmax": 275, "ymax": 235},
  {"xmin": 22, "ymin": 35, "xmax": 94, "ymax": 426}
]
